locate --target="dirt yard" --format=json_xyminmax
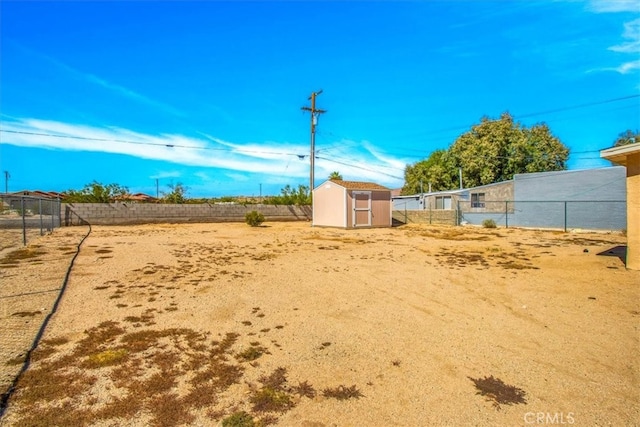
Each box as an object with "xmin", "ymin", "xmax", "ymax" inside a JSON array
[{"xmin": 1, "ymin": 222, "xmax": 638, "ymax": 426}]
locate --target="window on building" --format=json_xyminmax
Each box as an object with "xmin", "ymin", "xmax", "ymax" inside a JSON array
[
  {"xmin": 435, "ymin": 196, "xmax": 452, "ymax": 210},
  {"xmin": 471, "ymin": 193, "xmax": 485, "ymax": 208}
]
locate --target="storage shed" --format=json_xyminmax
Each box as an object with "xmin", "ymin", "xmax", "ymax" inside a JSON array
[{"xmin": 312, "ymin": 180, "xmax": 392, "ymax": 228}]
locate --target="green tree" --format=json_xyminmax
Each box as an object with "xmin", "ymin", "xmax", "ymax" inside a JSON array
[
  {"xmin": 263, "ymin": 184, "xmax": 311, "ymax": 205},
  {"xmin": 163, "ymin": 182, "xmax": 188, "ymax": 204},
  {"xmin": 64, "ymin": 181, "xmax": 129, "ymax": 203},
  {"xmin": 401, "ymin": 149, "xmax": 457, "ymax": 195},
  {"xmin": 614, "ymin": 129, "xmax": 639, "ymax": 147},
  {"xmin": 448, "ymin": 112, "xmax": 568, "ymax": 188},
  {"xmin": 329, "ymin": 171, "xmax": 343, "ymax": 180},
  {"xmin": 402, "ymin": 113, "xmax": 569, "ymax": 192}
]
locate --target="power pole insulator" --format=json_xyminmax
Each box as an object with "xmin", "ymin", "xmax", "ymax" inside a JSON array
[{"xmin": 302, "ymin": 90, "xmax": 326, "ymax": 192}]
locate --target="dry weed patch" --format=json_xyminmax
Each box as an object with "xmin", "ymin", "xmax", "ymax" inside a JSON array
[
  {"xmin": 8, "ymin": 319, "xmax": 319, "ymax": 424},
  {"xmin": 406, "ymin": 226, "xmax": 493, "ymax": 241},
  {"xmin": 8, "ymin": 323, "xmax": 255, "ymax": 425},
  {"xmin": 322, "ymin": 384, "xmax": 363, "ymax": 400},
  {"xmin": 469, "ymin": 375, "xmax": 527, "ymax": 409},
  {"xmin": 0, "ymin": 247, "xmax": 47, "ymax": 265}
]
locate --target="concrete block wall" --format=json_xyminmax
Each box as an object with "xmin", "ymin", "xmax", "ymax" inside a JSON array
[
  {"xmin": 392, "ymin": 209, "xmax": 457, "ymax": 226},
  {"xmin": 62, "ymin": 203, "xmax": 311, "ymax": 226}
]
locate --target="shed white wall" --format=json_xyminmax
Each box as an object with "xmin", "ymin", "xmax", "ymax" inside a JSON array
[{"xmin": 312, "ymin": 181, "xmax": 347, "ymax": 227}]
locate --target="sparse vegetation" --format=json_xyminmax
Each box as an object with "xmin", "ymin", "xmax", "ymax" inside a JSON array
[
  {"xmin": 222, "ymin": 411, "xmax": 255, "ymax": 427},
  {"xmin": 236, "ymin": 345, "xmax": 267, "ymax": 362},
  {"xmin": 482, "ymin": 218, "xmax": 497, "ymax": 228},
  {"xmin": 82, "ymin": 349, "xmax": 128, "ymax": 368},
  {"xmin": 250, "ymin": 386, "xmax": 294, "ymax": 412},
  {"xmin": 245, "ymin": 210, "xmax": 265, "ymax": 227}
]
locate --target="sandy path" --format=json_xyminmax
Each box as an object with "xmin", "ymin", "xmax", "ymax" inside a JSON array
[{"xmin": 1, "ymin": 222, "xmax": 638, "ymax": 426}]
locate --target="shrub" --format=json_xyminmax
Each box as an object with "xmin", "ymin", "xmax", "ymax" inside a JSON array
[
  {"xmin": 482, "ymin": 219, "xmax": 497, "ymax": 229},
  {"xmin": 245, "ymin": 211, "xmax": 265, "ymax": 227},
  {"xmin": 222, "ymin": 411, "xmax": 255, "ymax": 427}
]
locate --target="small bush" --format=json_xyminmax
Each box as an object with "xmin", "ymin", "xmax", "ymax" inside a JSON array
[
  {"xmin": 251, "ymin": 387, "xmax": 293, "ymax": 412},
  {"xmin": 245, "ymin": 211, "xmax": 265, "ymax": 227},
  {"xmin": 222, "ymin": 411, "xmax": 255, "ymax": 427},
  {"xmin": 482, "ymin": 219, "xmax": 497, "ymax": 229}
]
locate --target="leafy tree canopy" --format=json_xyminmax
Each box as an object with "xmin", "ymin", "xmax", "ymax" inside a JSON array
[
  {"xmin": 402, "ymin": 112, "xmax": 569, "ymax": 194},
  {"xmin": 64, "ymin": 181, "xmax": 129, "ymax": 203},
  {"xmin": 614, "ymin": 129, "xmax": 639, "ymax": 147},
  {"xmin": 401, "ymin": 149, "xmax": 457, "ymax": 194}
]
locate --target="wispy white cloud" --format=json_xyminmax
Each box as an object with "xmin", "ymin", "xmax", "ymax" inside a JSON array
[
  {"xmin": 225, "ymin": 173, "xmax": 252, "ymax": 183},
  {"xmin": 587, "ymin": 0, "xmax": 640, "ymax": 13},
  {"xmin": 13, "ymin": 42, "xmax": 184, "ymax": 117},
  {"xmin": 0, "ymin": 118, "xmax": 407, "ymax": 189},
  {"xmin": 150, "ymin": 171, "xmax": 181, "ymax": 180},
  {"xmin": 582, "ymin": 3, "xmax": 640, "ymax": 75},
  {"xmin": 615, "ymin": 59, "xmax": 640, "ymax": 73},
  {"xmin": 609, "ymin": 18, "xmax": 640, "ymax": 53}
]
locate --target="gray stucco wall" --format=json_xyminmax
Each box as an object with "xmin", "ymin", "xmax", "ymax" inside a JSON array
[
  {"xmin": 62, "ymin": 203, "xmax": 311, "ymax": 226},
  {"xmin": 508, "ymin": 167, "xmax": 626, "ymax": 230},
  {"xmin": 395, "ymin": 167, "xmax": 627, "ymax": 231}
]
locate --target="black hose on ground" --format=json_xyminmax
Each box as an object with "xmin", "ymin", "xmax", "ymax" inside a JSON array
[{"xmin": 0, "ymin": 224, "xmax": 92, "ymax": 419}]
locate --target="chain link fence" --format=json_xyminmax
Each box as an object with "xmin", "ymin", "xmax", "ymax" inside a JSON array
[
  {"xmin": 457, "ymin": 200, "xmax": 626, "ymax": 232},
  {"xmin": 0, "ymin": 195, "xmax": 62, "ymax": 252},
  {"xmin": 392, "ymin": 199, "xmax": 627, "ymax": 232}
]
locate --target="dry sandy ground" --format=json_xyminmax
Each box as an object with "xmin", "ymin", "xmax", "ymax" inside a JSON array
[{"xmin": 1, "ymin": 222, "xmax": 638, "ymax": 427}]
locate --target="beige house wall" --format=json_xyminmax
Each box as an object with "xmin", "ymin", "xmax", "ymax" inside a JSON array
[
  {"xmin": 601, "ymin": 145, "xmax": 640, "ymax": 270},
  {"xmin": 422, "ymin": 181, "xmax": 514, "ymax": 214},
  {"xmin": 626, "ymin": 152, "xmax": 639, "ymax": 270}
]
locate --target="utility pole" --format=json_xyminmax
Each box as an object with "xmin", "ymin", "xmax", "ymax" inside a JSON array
[
  {"xmin": 301, "ymin": 90, "xmax": 326, "ymax": 192},
  {"xmin": 3, "ymin": 171, "xmax": 9, "ymax": 194},
  {"xmin": 156, "ymin": 179, "xmax": 159, "ymax": 199}
]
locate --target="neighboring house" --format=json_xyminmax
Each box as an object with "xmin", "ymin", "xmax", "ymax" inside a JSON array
[
  {"xmin": 392, "ymin": 181, "xmax": 513, "ymax": 225},
  {"xmin": 312, "ymin": 179, "xmax": 392, "ymax": 228},
  {"xmin": 117, "ymin": 193, "xmax": 157, "ymax": 203},
  {"xmin": 10, "ymin": 190, "xmax": 63, "ymax": 199},
  {"xmin": 601, "ymin": 144, "xmax": 640, "ymax": 270},
  {"xmin": 393, "ymin": 167, "xmax": 626, "ymax": 231}
]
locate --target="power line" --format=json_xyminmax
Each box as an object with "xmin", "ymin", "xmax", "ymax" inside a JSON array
[
  {"xmin": 315, "ymin": 155, "xmax": 404, "ymax": 180},
  {"xmin": 515, "ymin": 94, "xmax": 640, "ymax": 120},
  {"xmin": 0, "ymin": 129, "xmax": 305, "ymax": 158}
]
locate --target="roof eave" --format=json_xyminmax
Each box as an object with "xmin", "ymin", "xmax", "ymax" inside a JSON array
[{"xmin": 600, "ymin": 144, "xmax": 640, "ymax": 166}]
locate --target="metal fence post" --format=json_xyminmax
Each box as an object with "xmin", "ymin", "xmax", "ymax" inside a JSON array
[
  {"xmin": 505, "ymin": 201, "xmax": 509, "ymax": 228},
  {"xmin": 39, "ymin": 198, "xmax": 44, "ymax": 235},
  {"xmin": 564, "ymin": 201, "xmax": 567, "ymax": 232},
  {"xmin": 21, "ymin": 197, "xmax": 27, "ymax": 246}
]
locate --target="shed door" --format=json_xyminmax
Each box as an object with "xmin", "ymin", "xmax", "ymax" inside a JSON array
[{"xmin": 352, "ymin": 191, "xmax": 371, "ymax": 227}]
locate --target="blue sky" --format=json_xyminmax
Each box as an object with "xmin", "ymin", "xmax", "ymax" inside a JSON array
[{"xmin": 1, "ymin": 0, "xmax": 639, "ymax": 198}]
